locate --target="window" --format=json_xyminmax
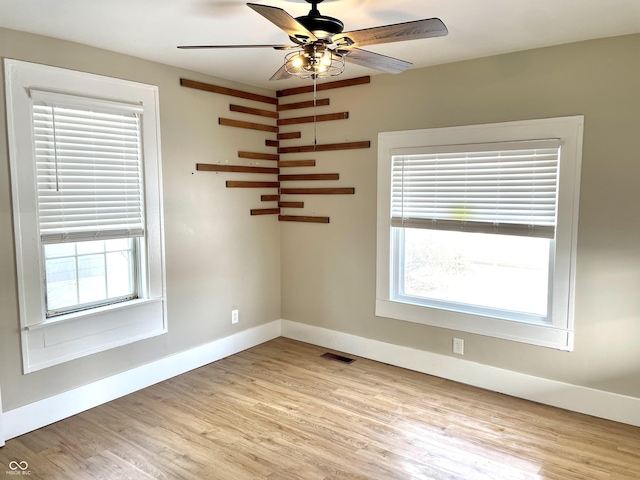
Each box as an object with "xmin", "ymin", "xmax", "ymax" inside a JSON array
[
  {"xmin": 376, "ymin": 117, "xmax": 583, "ymax": 350},
  {"xmin": 32, "ymin": 91, "xmax": 145, "ymax": 317},
  {"xmin": 44, "ymin": 239, "xmax": 137, "ymax": 316},
  {"xmin": 5, "ymin": 59, "xmax": 166, "ymax": 372}
]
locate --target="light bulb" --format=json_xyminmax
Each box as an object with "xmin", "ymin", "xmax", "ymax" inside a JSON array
[
  {"xmin": 321, "ymin": 51, "xmax": 332, "ymax": 67},
  {"xmin": 291, "ymin": 55, "xmax": 304, "ymax": 69}
]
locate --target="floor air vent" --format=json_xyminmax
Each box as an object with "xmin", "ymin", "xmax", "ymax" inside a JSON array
[{"xmin": 321, "ymin": 352, "xmax": 355, "ymax": 364}]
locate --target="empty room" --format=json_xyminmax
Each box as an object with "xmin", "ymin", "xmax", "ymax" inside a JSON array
[{"xmin": 0, "ymin": 0, "xmax": 639, "ymax": 478}]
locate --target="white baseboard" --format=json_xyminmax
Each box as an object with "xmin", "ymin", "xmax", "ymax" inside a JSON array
[
  {"xmin": 280, "ymin": 320, "xmax": 640, "ymax": 427},
  {"xmin": 3, "ymin": 318, "xmax": 638, "ymax": 444},
  {"xmin": 2, "ymin": 320, "xmax": 281, "ymax": 442}
]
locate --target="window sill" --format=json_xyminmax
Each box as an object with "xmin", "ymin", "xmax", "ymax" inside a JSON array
[
  {"xmin": 393, "ymin": 292, "xmax": 550, "ymax": 326},
  {"xmin": 375, "ymin": 298, "xmax": 573, "ymax": 351},
  {"xmin": 25, "ymin": 298, "xmax": 163, "ymax": 331},
  {"xmin": 22, "ymin": 297, "xmax": 167, "ymax": 373}
]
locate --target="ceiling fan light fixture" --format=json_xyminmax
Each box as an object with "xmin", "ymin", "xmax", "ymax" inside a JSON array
[{"xmin": 284, "ymin": 44, "xmax": 344, "ymax": 79}]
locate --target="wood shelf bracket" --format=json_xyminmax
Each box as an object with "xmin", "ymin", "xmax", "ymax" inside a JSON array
[
  {"xmin": 251, "ymin": 208, "xmax": 281, "ymax": 216},
  {"xmin": 197, "ymin": 164, "xmax": 279, "ymax": 175},
  {"xmin": 278, "ymin": 215, "xmax": 330, "ymax": 224}
]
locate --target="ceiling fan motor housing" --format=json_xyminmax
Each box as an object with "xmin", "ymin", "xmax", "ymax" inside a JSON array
[
  {"xmin": 296, "ymin": 16, "xmax": 344, "ymax": 40},
  {"xmin": 296, "ymin": 0, "xmax": 344, "ymax": 42}
]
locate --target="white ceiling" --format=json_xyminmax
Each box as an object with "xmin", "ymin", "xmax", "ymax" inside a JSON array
[{"xmin": 1, "ymin": 0, "xmax": 640, "ymax": 91}]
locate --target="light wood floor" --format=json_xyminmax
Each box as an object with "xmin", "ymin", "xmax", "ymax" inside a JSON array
[{"xmin": 1, "ymin": 338, "xmax": 639, "ymax": 479}]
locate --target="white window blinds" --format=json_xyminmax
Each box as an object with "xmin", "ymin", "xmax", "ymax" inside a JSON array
[
  {"xmin": 31, "ymin": 90, "xmax": 145, "ymax": 244},
  {"xmin": 391, "ymin": 140, "xmax": 561, "ymax": 238}
]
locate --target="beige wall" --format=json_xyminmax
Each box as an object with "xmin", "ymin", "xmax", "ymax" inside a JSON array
[
  {"xmin": 1, "ymin": 26, "xmax": 639, "ymax": 412},
  {"xmin": 280, "ymin": 34, "xmax": 640, "ymax": 399},
  {"xmin": 0, "ymin": 27, "xmax": 281, "ymax": 410}
]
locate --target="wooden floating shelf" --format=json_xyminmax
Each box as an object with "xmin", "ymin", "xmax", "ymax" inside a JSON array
[
  {"xmin": 278, "ymin": 160, "xmax": 316, "ymax": 168},
  {"xmin": 196, "ymin": 164, "xmax": 278, "ymax": 174},
  {"xmin": 187, "ymin": 77, "xmax": 368, "ymax": 224},
  {"xmin": 238, "ymin": 151, "xmax": 279, "ymax": 161},
  {"xmin": 278, "ymin": 98, "xmax": 330, "ymax": 111},
  {"xmin": 251, "ymin": 208, "xmax": 280, "ymax": 216},
  {"xmin": 280, "ymin": 187, "xmax": 355, "ymax": 195},
  {"xmin": 181, "ymin": 78, "xmax": 277, "ymax": 105},
  {"xmin": 279, "ymin": 215, "xmax": 330, "ymax": 224},
  {"xmin": 278, "ymin": 132, "xmax": 302, "ymax": 140},
  {"xmin": 279, "ymin": 173, "xmax": 339, "ymax": 182},
  {"xmin": 279, "ymin": 141, "xmax": 370, "ymax": 154},
  {"xmin": 219, "ymin": 118, "xmax": 278, "ymax": 133},
  {"xmin": 230, "ymin": 104, "xmax": 278, "ymax": 119},
  {"xmin": 226, "ymin": 181, "xmax": 280, "ymax": 188},
  {"xmin": 278, "ymin": 112, "xmax": 348, "ymax": 126},
  {"xmin": 279, "ymin": 201, "xmax": 304, "ymax": 208},
  {"xmin": 277, "ymin": 76, "xmax": 370, "ymax": 97}
]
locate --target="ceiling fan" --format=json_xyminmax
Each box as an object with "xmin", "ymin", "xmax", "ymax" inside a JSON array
[{"xmin": 178, "ymin": 0, "xmax": 448, "ymax": 81}]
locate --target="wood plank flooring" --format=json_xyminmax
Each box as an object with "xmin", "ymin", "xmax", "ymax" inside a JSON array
[{"xmin": 1, "ymin": 337, "xmax": 639, "ymax": 479}]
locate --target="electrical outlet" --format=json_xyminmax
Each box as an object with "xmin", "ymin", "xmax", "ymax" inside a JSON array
[
  {"xmin": 453, "ymin": 338, "xmax": 464, "ymax": 355},
  {"xmin": 231, "ymin": 309, "xmax": 239, "ymax": 324}
]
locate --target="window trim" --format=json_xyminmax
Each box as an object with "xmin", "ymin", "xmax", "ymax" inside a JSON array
[
  {"xmin": 376, "ymin": 117, "xmax": 583, "ymax": 350},
  {"xmin": 5, "ymin": 59, "xmax": 167, "ymax": 372}
]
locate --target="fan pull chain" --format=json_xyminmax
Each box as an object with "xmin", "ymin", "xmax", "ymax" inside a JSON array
[{"xmin": 313, "ymin": 74, "xmax": 317, "ymax": 152}]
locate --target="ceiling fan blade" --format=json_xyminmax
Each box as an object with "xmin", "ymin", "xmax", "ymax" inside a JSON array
[
  {"xmin": 177, "ymin": 44, "xmax": 294, "ymax": 49},
  {"xmin": 343, "ymin": 48, "xmax": 412, "ymax": 74},
  {"xmin": 269, "ymin": 64, "xmax": 293, "ymax": 81},
  {"xmin": 335, "ymin": 18, "xmax": 447, "ymax": 48},
  {"xmin": 247, "ymin": 3, "xmax": 318, "ymax": 43}
]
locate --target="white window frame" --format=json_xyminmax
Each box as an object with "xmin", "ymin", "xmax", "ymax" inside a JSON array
[
  {"xmin": 5, "ymin": 59, "xmax": 167, "ymax": 372},
  {"xmin": 376, "ymin": 117, "xmax": 583, "ymax": 350}
]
